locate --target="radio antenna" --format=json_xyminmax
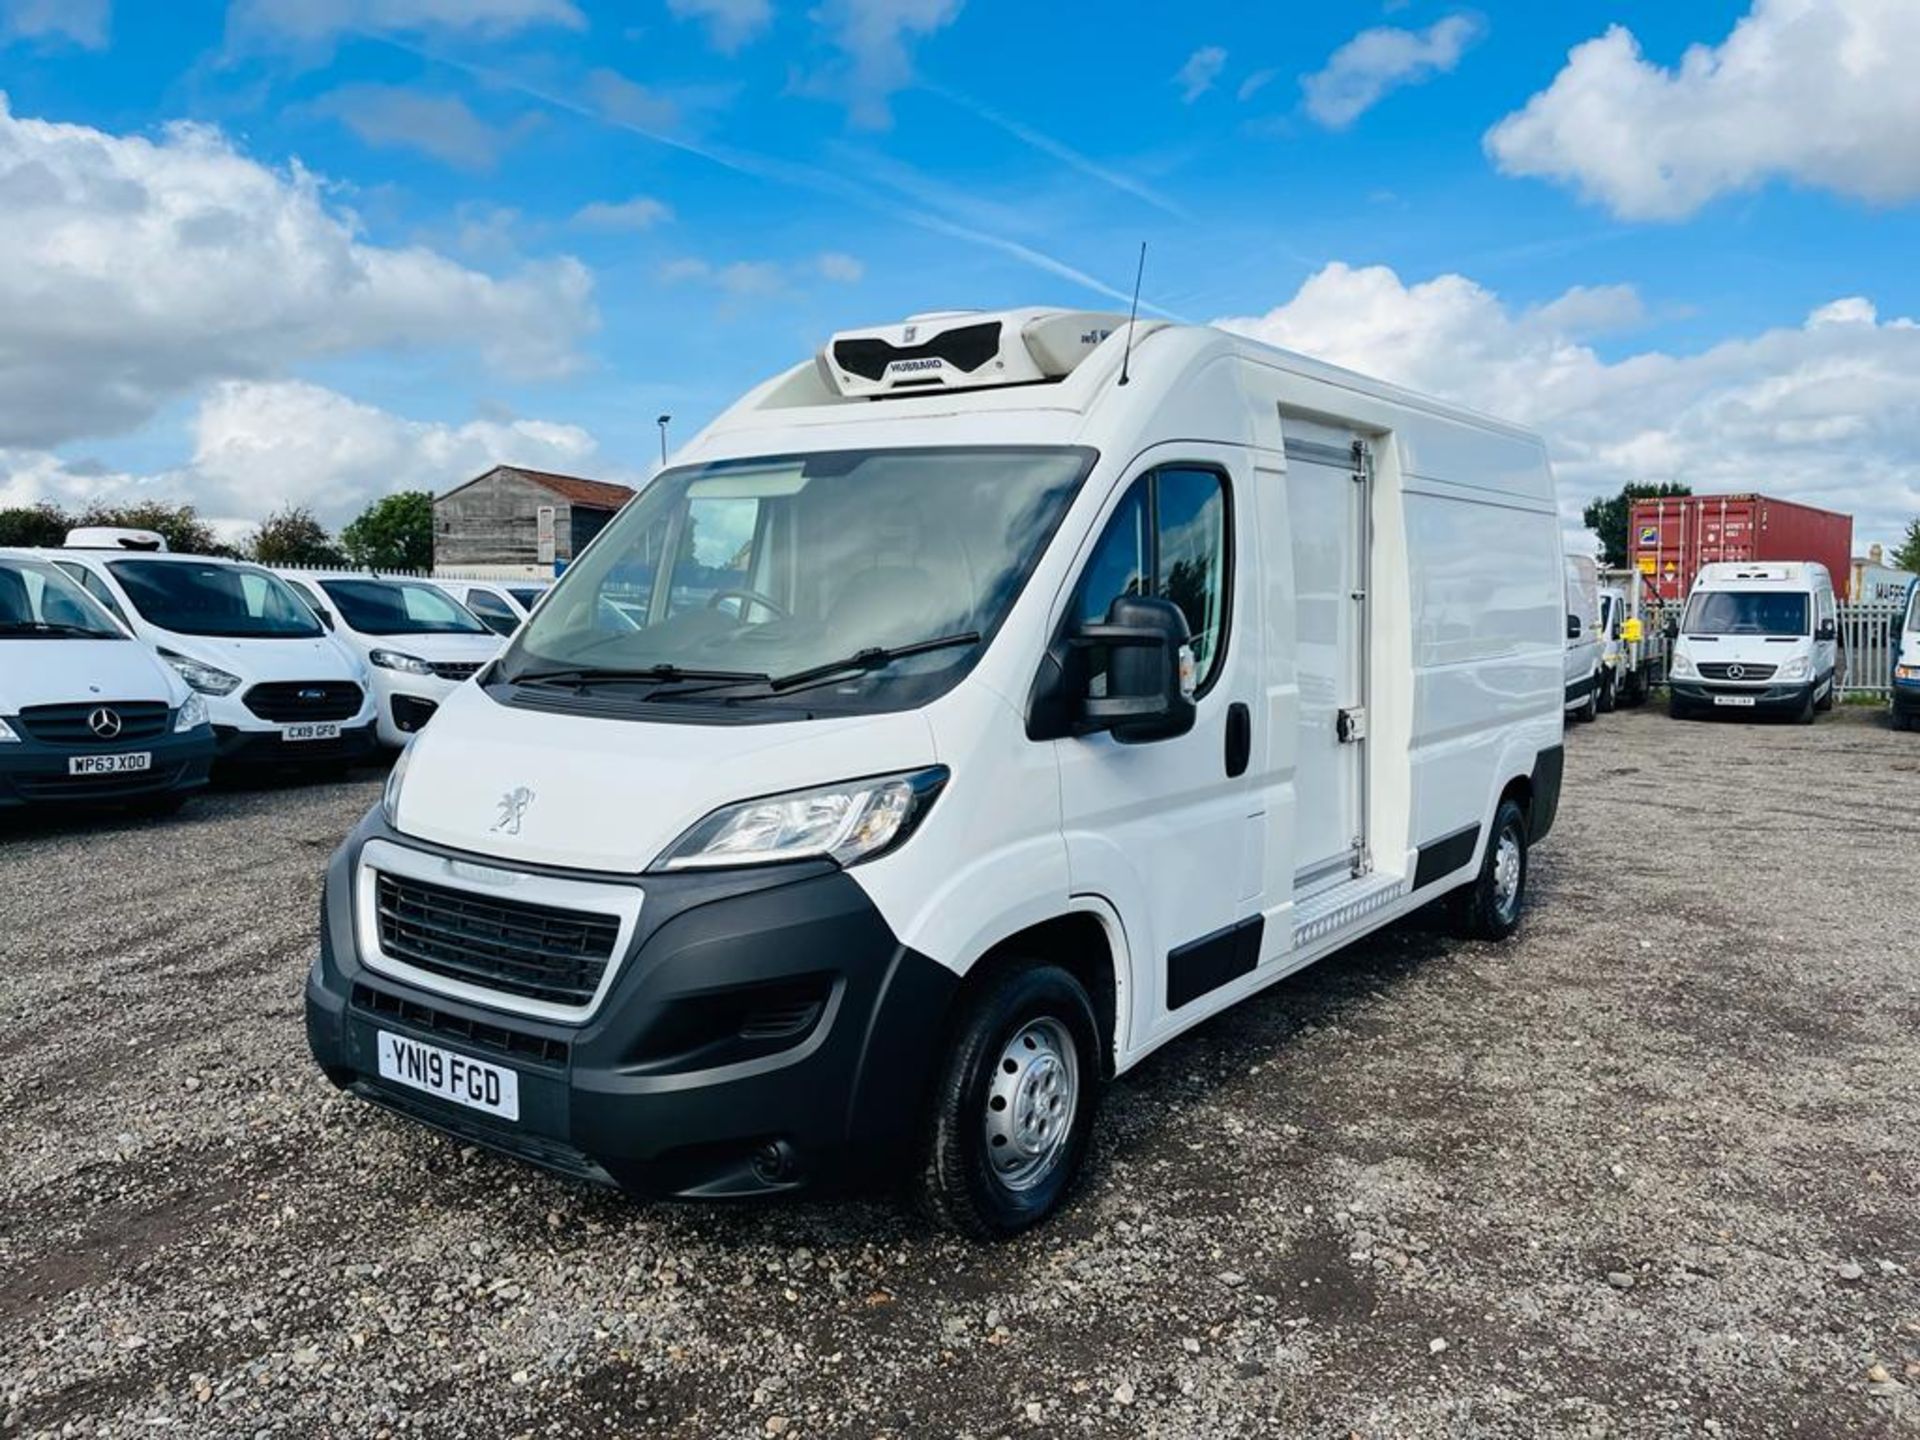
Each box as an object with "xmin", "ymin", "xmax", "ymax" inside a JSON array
[{"xmin": 1117, "ymin": 241, "xmax": 1147, "ymax": 387}]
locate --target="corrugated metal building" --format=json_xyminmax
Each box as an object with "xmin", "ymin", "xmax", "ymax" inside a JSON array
[{"xmin": 433, "ymin": 466, "xmax": 635, "ymax": 570}]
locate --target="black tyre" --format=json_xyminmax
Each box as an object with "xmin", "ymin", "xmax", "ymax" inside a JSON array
[
  {"xmin": 1449, "ymin": 799, "xmax": 1530, "ymax": 943},
  {"xmin": 1597, "ymin": 670, "xmax": 1617, "ymax": 714},
  {"xmin": 914, "ymin": 962, "xmax": 1101, "ymax": 1239},
  {"xmin": 1669, "ymin": 695, "xmax": 1695, "ymax": 721},
  {"xmin": 1793, "ymin": 687, "xmax": 1818, "ymax": 726},
  {"xmin": 1815, "ymin": 676, "xmax": 1835, "ymax": 713},
  {"xmin": 1893, "ymin": 708, "xmax": 1915, "ymax": 733}
]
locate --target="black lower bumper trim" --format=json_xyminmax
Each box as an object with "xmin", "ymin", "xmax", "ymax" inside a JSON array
[{"xmin": 214, "ymin": 721, "xmax": 377, "ymax": 765}]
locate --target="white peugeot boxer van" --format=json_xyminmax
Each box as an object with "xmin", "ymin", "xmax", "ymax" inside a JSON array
[
  {"xmin": 1563, "ymin": 554, "xmax": 1601, "ymax": 721},
  {"xmin": 0, "ymin": 550, "xmax": 215, "ymax": 812},
  {"xmin": 306, "ymin": 308, "xmax": 1568, "ymax": 1235},
  {"xmin": 1668, "ymin": 561, "xmax": 1839, "ymax": 723},
  {"xmin": 277, "ymin": 572, "xmax": 502, "ymax": 747},
  {"xmin": 52, "ymin": 539, "xmax": 379, "ymax": 769}
]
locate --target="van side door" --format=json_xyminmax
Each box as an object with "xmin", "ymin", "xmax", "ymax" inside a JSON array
[{"xmin": 1051, "ymin": 448, "xmax": 1263, "ymax": 1052}]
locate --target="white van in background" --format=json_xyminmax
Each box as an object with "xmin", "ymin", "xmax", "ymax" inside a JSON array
[
  {"xmin": 306, "ymin": 305, "xmax": 1567, "ymax": 1236},
  {"xmin": 1894, "ymin": 580, "xmax": 1919, "ymax": 732},
  {"xmin": 51, "ymin": 536, "xmax": 378, "ymax": 769},
  {"xmin": 1668, "ymin": 561, "xmax": 1839, "ymax": 723},
  {"xmin": 1564, "ymin": 554, "xmax": 1601, "ymax": 722},
  {"xmin": 278, "ymin": 572, "xmax": 503, "ymax": 747},
  {"xmin": 434, "ymin": 579, "xmax": 551, "ymax": 639},
  {"xmin": 0, "ymin": 550, "xmax": 215, "ymax": 812}
]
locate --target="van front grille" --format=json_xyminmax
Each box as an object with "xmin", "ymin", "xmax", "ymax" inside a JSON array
[
  {"xmin": 244, "ymin": 681, "xmax": 364, "ymax": 722},
  {"xmin": 428, "ymin": 661, "xmax": 484, "ymax": 682},
  {"xmin": 373, "ymin": 872, "xmax": 621, "ymax": 1008},
  {"xmin": 17, "ymin": 701, "xmax": 171, "ymax": 745},
  {"xmin": 1697, "ymin": 662, "xmax": 1777, "ymax": 682},
  {"xmin": 351, "ymin": 983, "xmax": 570, "ymax": 1068}
]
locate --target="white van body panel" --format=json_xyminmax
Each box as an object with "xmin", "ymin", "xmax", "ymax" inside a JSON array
[
  {"xmin": 48, "ymin": 551, "xmax": 375, "ymax": 738},
  {"xmin": 380, "ymin": 317, "xmax": 1565, "ymax": 1077},
  {"xmin": 1563, "ymin": 555, "xmax": 1601, "ymax": 713}
]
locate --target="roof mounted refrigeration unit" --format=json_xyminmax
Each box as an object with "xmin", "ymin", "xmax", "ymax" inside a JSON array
[{"xmin": 820, "ymin": 308, "xmax": 1135, "ymax": 398}]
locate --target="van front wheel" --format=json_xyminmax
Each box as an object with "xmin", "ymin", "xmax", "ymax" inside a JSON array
[
  {"xmin": 1450, "ymin": 799, "xmax": 1530, "ymax": 943},
  {"xmin": 914, "ymin": 962, "xmax": 1101, "ymax": 1239}
]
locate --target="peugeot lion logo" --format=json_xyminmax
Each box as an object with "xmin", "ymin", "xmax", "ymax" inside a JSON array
[
  {"xmin": 87, "ymin": 707, "xmax": 123, "ymax": 739},
  {"xmin": 492, "ymin": 786, "xmax": 535, "ymax": 836}
]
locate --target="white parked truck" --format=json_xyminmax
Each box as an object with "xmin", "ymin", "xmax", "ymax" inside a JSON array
[{"xmin": 306, "ymin": 306, "xmax": 1568, "ymax": 1235}]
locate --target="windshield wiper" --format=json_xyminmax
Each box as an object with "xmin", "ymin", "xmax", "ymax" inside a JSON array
[
  {"xmin": 511, "ymin": 663, "xmax": 771, "ymax": 691},
  {"xmin": 0, "ymin": 622, "xmax": 113, "ymax": 638},
  {"xmin": 763, "ymin": 631, "xmax": 982, "ymax": 695}
]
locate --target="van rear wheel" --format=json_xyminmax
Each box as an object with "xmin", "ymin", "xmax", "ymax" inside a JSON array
[
  {"xmin": 914, "ymin": 962, "xmax": 1101, "ymax": 1239},
  {"xmin": 1450, "ymin": 799, "xmax": 1529, "ymax": 943}
]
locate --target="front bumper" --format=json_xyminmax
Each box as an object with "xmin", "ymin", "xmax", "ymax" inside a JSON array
[
  {"xmin": 1669, "ymin": 678, "xmax": 1817, "ymax": 716},
  {"xmin": 1895, "ymin": 678, "xmax": 1920, "ymax": 720},
  {"xmin": 368, "ymin": 671, "xmax": 457, "ymax": 748},
  {"xmin": 305, "ymin": 814, "xmax": 957, "ymax": 1199},
  {"xmin": 213, "ymin": 719, "xmax": 379, "ymax": 766},
  {"xmin": 0, "ymin": 726, "xmax": 214, "ymax": 808}
]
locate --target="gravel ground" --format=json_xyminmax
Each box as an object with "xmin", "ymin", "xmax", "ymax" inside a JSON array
[{"xmin": 2, "ymin": 707, "xmax": 1917, "ymax": 1439}]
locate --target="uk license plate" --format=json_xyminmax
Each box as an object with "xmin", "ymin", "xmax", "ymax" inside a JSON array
[
  {"xmin": 376, "ymin": 1031, "xmax": 519, "ymax": 1121},
  {"xmin": 1713, "ymin": 695, "xmax": 1758, "ymax": 708},
  {"xmin": 68, "ymin": 752, "xmax": 152, "ymax": 775},
  {"xmin": 283, "ymin": 721, "xmax": 342, "ymax": 742}
]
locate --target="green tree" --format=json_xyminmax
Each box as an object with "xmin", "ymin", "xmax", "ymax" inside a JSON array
[
  {"xmin": 250, "ymin": 505, "xmax": 343, "ymax": 566},
  {"xmin": 340, "ymin": 491, "xmax": 434, "ymax": 572},
  {"xmin": 1582, "ymin": 482, "xmax": 1692, "ymax": 569},
  {"xmin": 0, "ymin": 504, "xmax": 72, "ymax": 547},
  {"xmin": 1892, "ymin": 517, "xmax": 1920, "ymax": 575},
  {"xmin": 74, "ymin": 501, "xmax": 229, "ymax": 556}
]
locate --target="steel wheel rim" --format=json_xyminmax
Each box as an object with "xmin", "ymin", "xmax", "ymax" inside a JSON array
[
  {"xmin": 983, "ymin": 1016, "xmax": 1079, "ymax": 1192},
  {"xmin": 1493, "ymin": 828, "xmax": 1524, "ymax": 922}
]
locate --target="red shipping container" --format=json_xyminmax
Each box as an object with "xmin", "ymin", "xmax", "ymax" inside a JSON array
[{"xmin": 1628, "ymin": 494, "xmax": 1854, "ymax": 603}]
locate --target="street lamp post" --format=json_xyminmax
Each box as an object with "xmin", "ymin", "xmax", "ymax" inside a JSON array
[{"xmin": 656, "ymin": 414, "xmax": 672, "ymax": 467}]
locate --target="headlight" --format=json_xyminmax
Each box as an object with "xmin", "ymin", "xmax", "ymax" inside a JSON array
[
  {"xmin": 655, "ymin": 767, "xmax": 949, "ymax": 872},
  {"xmin": 1778, "ymin": 656, "xmax": 1811, "ymax": 681},
  {"xmin": 0, "ymin": 716, "xmax": 19, "ymax": 744},
  {"xmin": 1897, "ymin": 664, "xmax": 1920, "ymax": 682},
  {"xmin": 1671, "ymin": 651, "xmax": 1696, "ymax": 678},
  {"xmin": 174, "ymin": 693, "xmax": 209, "ymax": 732},
  {"xmin": 382, "ymin": 741, "xmax": 413, "ymax": 830},
  {"xmin": 370, "ymin": 649, "xmax": 436, "ymax": 677},
  {"xmin": 160, "ymin": 649, "xmax": 241, "ymax": 696}
]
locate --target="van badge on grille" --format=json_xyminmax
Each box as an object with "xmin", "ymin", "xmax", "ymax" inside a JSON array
[
  {"xmin": 298, "ymin": 688, "xmax": 325, "ymax": 702},
  {"xmin": 88, "ymin": 707, "xmax": 122, "ymax": 739},
  {"xmin": 1725, "ymin": 664, "xmax": 1746, "ymax": 680},
  {"xmin": 492, "ymin": 786, "xmax": 535, "ymax": 836}
]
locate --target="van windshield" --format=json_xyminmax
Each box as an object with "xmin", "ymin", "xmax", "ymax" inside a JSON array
[
  {"xmin": 0, "ymin": 557, "xmax": 126, "ymax": 639},
  {"xmin": 110, "ymin": 560, "xmax": 325, "ymax": 639},
  {"xmin": 320, "ymin": 579, "xmax": 490, "ymax": 637},
  {"xmin": 1908, "ymin": 588, "xmax": 1920, "ymax": 633},
  {"xmin": 1682, "ymin": 591, "xmax": 1809, "ymax": 637},
  {"xmin": 499, "ymin": 447, "xmax": 1096, "ymax": 711}
]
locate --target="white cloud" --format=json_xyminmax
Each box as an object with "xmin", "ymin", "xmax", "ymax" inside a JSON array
[
  {"xmin": 1486, "ymin": 0, "xmax": 1920, "ymax": 221},
  {"xmin": 571, "ymin": 195, "xmax": 672, "ymax": 231},
  {"xmin": 1301, "ymin": 14, "xmax": 1484, "ymax": 129},
  {"xmin": 667, "ymin": 0, "xmax": 771, "ymax": 52},
  {"xmin": 1174, "ymin": 46, "xmax": 1227, "ymax": 103},
  {"xmin": 814, "ymin": 251, "xmax": 864, "ymax": 283},
  {"xmin": 808, "ymin": 0, "xmax": 965, "ymax": 129},
  {"xmin": 226, "ymin": 0, "xmax": 584, "ymax": 49},
  {"xmin": 314, "ymin": 86, "xmax": 541, "ymax": 172},
  {"xmin": 0, "ymin": 96, "xmax": 594, "ymax": 448},
  {"xmin": 2, "ymin": 0, "xmax": 109, "ymax": 47},
  {"xmin": 1236, "ymin": 69, "xmax": 1276, "ymax": 103},
  {"xmin": 585, "ymin": 68, "xmax": 682, "ymax": 132},
  {"xmin": 1217, "ymin": 262, "xmax": 1920, "ymax": 549},
  {"xmin": 0, "ymin": 380, "xmax": 606, "ymax": 534}
]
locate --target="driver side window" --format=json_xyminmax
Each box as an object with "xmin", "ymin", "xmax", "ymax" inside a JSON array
[{"xmin": 1073, "ymin": 467, "xmax": 1231, "ymax": 694}]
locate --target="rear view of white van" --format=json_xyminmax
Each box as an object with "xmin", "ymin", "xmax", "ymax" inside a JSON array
[{"xmin": 1668, "ymin": 562, "xmax": 1838, "ymax": 723}]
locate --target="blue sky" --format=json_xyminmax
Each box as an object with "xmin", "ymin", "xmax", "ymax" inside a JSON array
[{"xmin": 2, "ymin": 0, "xmax": 1917, "ymax": 554}]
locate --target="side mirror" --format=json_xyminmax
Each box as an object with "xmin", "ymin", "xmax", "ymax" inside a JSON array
[
  {"xmin": 1026, "ymin": 595, "xmax": 1197, "ymax": 743},
  {"xmin": 1663, "ymin": 618, "xmax": 1681, "ymax": 642},
  {"xmin": 1566, "ymin": 614, "xmax": 1583, "ymax": 641},
  {"xmin": 1817, "ymin": 619, "xmax": 1837, "ymax": 642}
]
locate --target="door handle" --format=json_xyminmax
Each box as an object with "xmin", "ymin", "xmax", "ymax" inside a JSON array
[{"xmin": 1225, "ymin": 702, "xmax": 1251, "ymax": 778}]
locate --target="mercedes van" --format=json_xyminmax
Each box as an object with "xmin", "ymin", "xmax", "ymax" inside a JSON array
[
  {"xmin": 278, "ymin": 572, "xmax": 503, "ymax": 747},
  {"xmin": 305, "ymin": 308, "xmax": 1568, "ymax": 1235},
  {"xmin": 1668, "ymin": 561, "xmax": 1838, "ymax": 723},
  {"xmin": 0, "ymin": 550, "xmax": 214, "ymax": 812},
  {"xmin": 51, "ymin": 537, "xmax": 378, "ymax": 768},
  {"xmin": 1893, "ymin": 580, "xmax": 1919, "ymax": 732},
  {"xmin": 1564, "ymin": 555, "xmax": 1601, "ymax": 721}
]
